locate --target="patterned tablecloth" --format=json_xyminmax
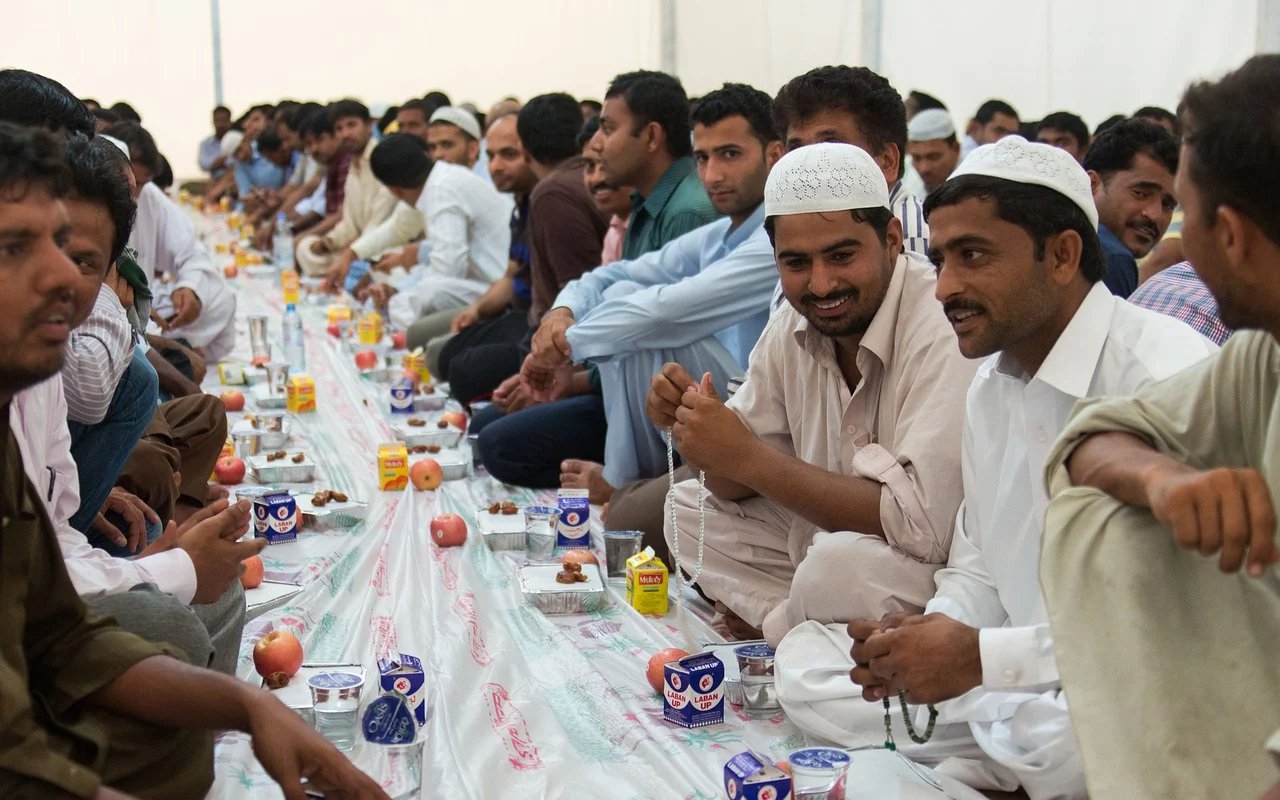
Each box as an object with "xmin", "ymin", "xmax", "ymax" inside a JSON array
[{"xmin": 201, "ymin": 254, "xmax": 809, "ymax": 799}]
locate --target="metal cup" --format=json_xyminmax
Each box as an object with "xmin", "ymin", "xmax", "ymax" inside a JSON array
[
  {"xmin": 467, "ymin": 433, "xmax": 485, "ymax": 474},
  {"xmin": 252, "ymin": 411, "xmax": 289, "ymax": 449},
  {"xmin": 735, "ymin": 644, "xmax": 780, "ymax": 718},
  {"xmin": 248, "ymin": 315, "xmax": 270, "ymax": 358},
  {"xmin": 523, "ymin": 505, "xmax": 558, "ymax": 560},
  {"xmin": 232, "ymin": 431, "xmax": 261, "ymax": 459},
  {"xmin": 265, "ymin": 362, "xmax": 290, "ymax": 397},
  {"xmin": 603, "ymin": 530, "xmax": 644, "ymax": 581}
]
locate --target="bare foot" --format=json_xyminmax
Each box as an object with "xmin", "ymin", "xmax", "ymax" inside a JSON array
[
  {"xmin": 559, "ymin": 460, "xmax": 615, "ymax": 505},
  {"xmin": 714, "ymin": 601, "xmax": 764, "ymax": 641}
]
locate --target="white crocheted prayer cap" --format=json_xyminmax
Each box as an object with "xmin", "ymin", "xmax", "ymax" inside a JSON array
[
  {"xmin": 908, "ymin": 109, "xmax": 955, "ymax": 142},
  {"xmin": 219, "ymin": 129, "xmax": 244, "ymax": 157},
  {"xmin": 951, "ymin": 135, "xmax": 1099, "ymax": 229},
  {"xmin": 429, "ymin": 106, "xmax": 482, "ymax": 141},
  {"xmin": 764, "ymin": 142, "xmax": 890, "ymax": 218},
  {"xmin": 99, "ymin": 135, "xmax": 129, "ymax": 158}
]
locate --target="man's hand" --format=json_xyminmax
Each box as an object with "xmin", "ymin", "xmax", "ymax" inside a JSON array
[
  {"xmin": 452, "ymin": 304, "xmax": 481, "ymax": 333},
  {"xmin": 358, "ymin": 282, "xmax": 396, "ymax": 308},
  {"xmin": 850, "ymin": 613, "xmax": 983, "ymax": 705},
  {"xmin": 519, "ymin": 353, "xmax": 558, "ymax": 401},
  {"xmin": 646, "ymin": 362, "xmax": 697, "ymax": 431},
  {"xmin": 1144, "ymin": 464, "xmax": 1279, "ymax": 576},
  {"xmin": 671, "ymin": 373, "xmax": 757, "ymax": 480},
  {"xmin": 92, "ymin": 487, "xmax": 160, "ymax": 554},
  {"xmin": 309, "ymin": 238, "xmax": 331, "ymax": 256},
  {"xmin": 322, "ymin": 249, "xmax": 354, "ymax": 293},
  {"xmin": 372, "ymin": 244, "xmax": 417, "ymax": 273},
  {"xmin": 529, "ymin": 307, "xmax": 575, "ymax": 367},
  {"xmin": 175, "ymin": 499, "xmax": 266, "ymax": 603},
  {"xmin": 169, "ymin": 288, "xmax": 202, "ymax": 328},
  {"xmin": 492, "ymin": 372, "xmax": 536, "ymax": 413},
  {"xmin": 105, "ymin": 263, "xmax": 134, "ymax": 311},
  {"xmin": 247, "ymin": 696, "xmax": 390, "ymax": 800}
]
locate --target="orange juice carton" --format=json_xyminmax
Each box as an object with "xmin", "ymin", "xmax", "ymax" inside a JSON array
[{"xmin": 378, "ymin": 443, "xmax": 409, "ymax": 491}]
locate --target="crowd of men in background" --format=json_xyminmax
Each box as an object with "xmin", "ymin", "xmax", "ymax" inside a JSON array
[{"xmin": 0, "ymin": 50, "xmax": 1277, "ymax": 799}]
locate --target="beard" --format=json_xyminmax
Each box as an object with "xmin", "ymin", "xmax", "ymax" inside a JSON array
[{"xmin": 796, "ymin": 254, "xmax": 895, "ymax": 339}]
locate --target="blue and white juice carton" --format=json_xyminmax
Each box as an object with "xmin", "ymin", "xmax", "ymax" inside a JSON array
[
  {"xmin": 388, "ymin": 379, "xmax": 415, "ymax": 414},
  {"xmin": 253, "ymin": 492, "xmax": 299, "ymax": 544},
  {"xmin": 663, "ymin": 651, "xmax": 725, "ymax": 728},
  {"xmin": 377, "ymin": 652, "xmax": 426, "ymax": 727},
  {"xmin": 724, "ymin": 750, "xmax": 793, "ymax": 800},
  {"xmin": 555, "ymin": 487, "xmax": 590, "ymax": 550}
]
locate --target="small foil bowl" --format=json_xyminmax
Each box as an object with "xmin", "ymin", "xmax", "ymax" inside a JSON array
[
  {"xmin": 414, "ymin": 391, "xmax": 447, "ymax": 412},
  {"xmin": 723, "ymin": 678, "xmax": 745, "ymax": 707},
  {"xmin": 395, "ymin": 421, "xmax": 464, "ymax": 448},
  {"xmin": 250, "ymin": 412, "xmax": 290, "ymax": 449},
  {"xmin": 249, "ymin": 455, "xmax": 318, "ymax": 484},
  {"xmin": 478, "ymin": 509, "xmax": 526, "ymax": 551},
  {"xmin": 518, "ymin": 563, "xmax": 606, "ymax": 615},
  {"xmin": 295, "ymin": 493, "xmax": 369, "ymax": 531},
  {"xmin": 435, "ymin": 451, "xmax": 469, "ymax": 481}
]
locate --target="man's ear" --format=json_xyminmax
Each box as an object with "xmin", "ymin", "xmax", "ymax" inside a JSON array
[
  {"xmin": 1047, "ymin": 230, "xmax": 1084, "ymax": 287},
  {"xmin": 1087, "ymin": 170, "xmax": 1103, "ymax": 196}
]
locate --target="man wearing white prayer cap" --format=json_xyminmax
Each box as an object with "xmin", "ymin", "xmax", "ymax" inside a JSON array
[
  {"xmin": 653, "ymin": 142, "xmax": 976, "ymax": 643},
  {"xmin": 906, "ymin": 108, "xmax": 960, "ymax": 195},
  {"xmin": 428, "ymin": 106, "xmax": 482, "ymax": 169},
  {"xmin": 775, "ymin": 136, "xmax": 1216, "ymax": 798}
]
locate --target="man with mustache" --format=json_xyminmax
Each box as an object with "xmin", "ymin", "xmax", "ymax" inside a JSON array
[
  {"xmin": 810, "ymin": 137, "xmax": 1214, "ymax": 798},
  {"xmin": 1082, "ymin": 117, "xmax": 1178, "ymax": 298},
  {"xmin": 652, "ymin": 143, "xmax": 976, "ymax": 644}
]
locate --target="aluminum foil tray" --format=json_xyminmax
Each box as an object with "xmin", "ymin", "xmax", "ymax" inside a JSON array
[{"xmin": 518, "ymin": 563, "xmax": 606, "ymax": 615}]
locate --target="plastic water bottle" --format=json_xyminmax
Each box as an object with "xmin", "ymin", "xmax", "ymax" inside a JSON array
[
  {"xmin": 273, "ymin": 212, "xmax": 294, "ymax": 272},
  {"xmin": 283, "ymin": 303, "xmax": 306, "ymax": 372}
]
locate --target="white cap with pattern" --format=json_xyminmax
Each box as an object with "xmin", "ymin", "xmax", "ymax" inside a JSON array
[
  {"xmin": 429, "ymin": 106, "xmax": 482, "ymax": 141},
  {"xmin": 950, "ymin": 135, "xmax": 1098, "ymax": 229},
  {"xmin": 908, "ymin": 109, "xmax": 955, "ymax": 142},
  {"xmin": 764, "ymin": 142, "xmax": 890, "ymax": 218}
]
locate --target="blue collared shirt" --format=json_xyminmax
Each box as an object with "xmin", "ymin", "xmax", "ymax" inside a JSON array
[
  {"xmin": 1098, "ymin": 224, "xmax": 1138, "ymax": 298},
  {"xmin": 558, "ymin": 203, "xmax": 776, "ymax": 368},
  {"xmin": 233, "ymin": 143, "xmax": 295, "ymax": 195}
]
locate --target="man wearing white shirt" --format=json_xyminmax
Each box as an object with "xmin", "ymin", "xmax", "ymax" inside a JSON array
[
  {"xmin": 777, "ymin": 137, "xmax": 1216, "ymax": 798},
  {"xmin": 362, "ymin": 134, "xmax": 511, "ymax": 329}
]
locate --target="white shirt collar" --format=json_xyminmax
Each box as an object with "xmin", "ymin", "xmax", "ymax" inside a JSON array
[{"xmin": 994, "ymin": 281, "xmax": 1116, "ymax": 398}]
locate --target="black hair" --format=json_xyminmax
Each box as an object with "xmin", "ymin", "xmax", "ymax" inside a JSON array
[
  {"xmin": 299, "ymin": 108, "xmax": 333, "ymax": 139},
  {"xmin": 1133, "ymin": 105, "xmax": 1181, "ymax": 136},
  {"xmin": 399, "ymin": 98, "xmax": 433, "ymax": 120},
  {"xmin": 908, "ymin": 90, "xmax": 946, "ymax": 112},
  {"xmin": 1093, "ymin": 114, "xmax": 1126, "ymax": 138},
  {"xmin": 378, "ymin": 105, "xmax": 401, "ymax": 133},
  {"xmin": 517, "ymin": 93, "xmax": 584, "ymax": 165},
  {"xmin": 81, "ymin": 98, "xmax": 100, "ymax": 109},
  {"xmin": 690, "ymin": 82, "xmax": 778, "ymax": 145},
  {"xmin": 1179, "ymin": 54, "xmax": 1280, "ymax": 247},
  {"xmin": 92, "ymin": 107, "xmax": 120, "ymax": 125},
  {"xmin": 423, "ymin": 91, "xmax": 451, "ymax": 110},
  {"xmin": 605, "ymin": 70, "xmax": 692, "ymax": 158},
  {"xmin": 576, "ymin": 116, "xmax": 600, "ymax": 151},
  {"xmin": 328, "ymin": 99, "xmax": 370, "ymax": 124},
  {"xmin": 279, "ymin": 102, "xmax": 320, "ymax": 132},
  {"xmin": 369, "ymin": 133, "xmax": 432, "ymax": 189},
  {"xmin": 1037, "ymin": 111, "xmax": 1089, "ymax": 150},
  {"xmin": 102, "ymin": 121, "xmax": 160, "ymax": 174},
  {"xmin": 924, "ymin": 174, "xmax": 1105, "ymax": 283},
  {"xmin": 214, "ymin": 105, "xmax": 231, "ymax": 116},
  {"xmin": 0, "ymin": 69, "xmax": 95, "ymax": 135},
  {"xmin": 764, "ymin": 207, "xmax": 895, "ymax": 248},
  {"xmin": 0, "ymin": 121, "xmax": 70, "ymax": 198},
  {"xmin": 257, "ymin": 128, "xmax": 284, "ymax": 153},
  {"xmin": 580, "ymin": 99, "xmax": 602, "ymax": 116},
  {"xmin": 108, "ymin": 101, "xmax": 141, "ymax": 123},
  {"xmin": 64, "ymin": 134, "xmax": 136, "ymax": 265},
  {"xmin": 974, "ymin": 99, "xmax": 1018, "ymax": 125},
  {"xmin": 1082, "ymin": 117, "xmax": 1178, "ymax": 179},
  {"xmin": 153, "ymin": 153, "xmax": 173, "ymax": 190},
  {"xmin": 1018, "ymin": 120, "xmax": 1040, "ymax": 139},
  {"xmin": 772, "ymin": 65, "xmax": 907, "ymax": 179}
]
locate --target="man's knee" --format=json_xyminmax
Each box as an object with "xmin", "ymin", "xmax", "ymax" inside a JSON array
[
  {"xmin": 790, "ymin": 532, "xmax": 938, "ymax": 624},
  {"xmin": 89, "ymin": 586, "xmax": 214, "ymax": 669},
  {"xmin": 192, "ymin": 580, "xmax": 247, "ymax": 676}
]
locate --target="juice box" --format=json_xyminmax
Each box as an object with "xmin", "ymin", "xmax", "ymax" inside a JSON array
[
  {"xmin": 663, "ymin": 652, "xmax": 725, "ymax": 728},
  {"xmin": 281, "ymin": 269, "xmax": 299, "ymax": 305},
  {"xmin": 217, "ymin": 360, "xmax": 247, "ymax": 385},
  {"xmin": 388, "ymin": 379, "xmax": 414, "ymax": 414},
  {"xmin": 377, "ymin": 652, "xmax": 426, "ymax": 727},
  {"xmin": 286, "ymin": 374, "xmax": 316, "ymax": 413},
  {"xmin": 724, "ymin": 751, "xmax": 793, "ymax": 800},
  {"xmin": 626, "ymin": 547, "xmax": 669, "ymax": 615},
  {"xmin": 357, "ymin": 309, "xmax": 384, "ymax": 345},
  {"xmin": 403, "ymin": 348, "xmax": 430, "ymax": 385},
  {"xmin": 327, "ymin": 304, "xmax": 353, "ymax": 325},
  {"xmin": 253, "ymin": 492, "xmax": 299, "ymax": 544},
  {"xmin": 378, "ymin": 442, "xmax": 409, "ymax": 491},
  {"xmin": 555, "ymin": 487, "xmax": 590, "ymax": 550}
]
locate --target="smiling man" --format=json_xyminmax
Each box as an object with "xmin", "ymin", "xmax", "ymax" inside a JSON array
[
  {"xmin": 654, "ymin": 142, "xmax": 976, "ymax": 644},
  {"xmin": 1082, "ymin": 117, "xmax": 1179, "ymax": 297}
]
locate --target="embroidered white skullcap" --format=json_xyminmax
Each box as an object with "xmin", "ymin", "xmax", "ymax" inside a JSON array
[
  {"xmin": 951, "ymin": 135, "xmax": 1098, "ymax": 229},
  {"xmin": 99, "ymin": 134, "xmax": 129, "ymax": 158},
  {"xmin": 219, "ymin": 129, "xmax": 244, "ymax": 157},
  {"xmin": 908, "ymin": 109, "xmax": 955, "ymax": 142},
  {"xmin": 429, "ymin": 106, "xmax": 481, "ymax": 141},
  {"xmin": 764, "ymin": 142, "xmax": 890, "ymax": 218}
]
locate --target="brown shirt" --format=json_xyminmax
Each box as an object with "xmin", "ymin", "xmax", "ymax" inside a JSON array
[{"xmin": 527, "ymin": 157, "xmax": 609, "ymax": 324}]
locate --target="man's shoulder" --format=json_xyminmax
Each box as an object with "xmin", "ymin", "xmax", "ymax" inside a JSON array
[
  {"xmin": 894, "ymin": 253, "xmax": 958, "ymax": 350},
  {"xmin": 1105, "ymin": 296, "xmax": 1218, "ymax": 380}
]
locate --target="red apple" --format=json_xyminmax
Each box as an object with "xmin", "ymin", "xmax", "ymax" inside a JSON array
[
  {"xmin": 250, "ymin": 353, "xmax": 272, "ymax": 368},
  {"xmin": 214, "ymin": 455, "xmax": 245, "ymax": 485},
  {"xmin": 430, "ymin": 513, "xmax": 468, "ymax": 547},
  {"xmin": 439, "ymin": 410, "xmax": 468, "ymax": 430},
  {"xmin": 254, "ymin": 629, "xmax": 303, "ymax": 683},
  {"xmin": 220, "ymin": 389, "xmax": 245, "ymax": 412},
  {"xmin": 646, "ymin": 648, "xmax": 690, "ymax": 694},
  {"xmin": 410, "ymin": 458, "xmax": 443, "ymax": 491},
  {"xmin": 223, "ymin": 264, "xmax": 238, "ymax": 279},
  {"xmin": 354, "ymin": 349, "xmax": 378, "ymax": 370},
  {"xmin": 241, "ymin": 554, "xmax": 264, "ymax": 589},
  {"xmin": 327, "ymin": 323, "xmax": 342, "ymax": 338},
  {"xmin": 391, "ymin": 331, "xmax": 408, "ymax": 349}
]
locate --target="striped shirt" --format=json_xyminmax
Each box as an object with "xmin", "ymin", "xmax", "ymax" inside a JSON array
[
  {"xmin": 1128, "ymin": 262, "xmax": 1232, "ymax": 346},
  {"xmin": 889, "ymin": 181, "xmax": 930, "ymax": 257},
  {"xmin": 61, "ymin": 284, "xmax": 136, "ymax": 425}
]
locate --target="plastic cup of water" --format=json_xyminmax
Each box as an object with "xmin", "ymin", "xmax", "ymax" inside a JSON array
[{"xmin": 307, "ymin": 672, "xmax": 365, "ymax": 752}]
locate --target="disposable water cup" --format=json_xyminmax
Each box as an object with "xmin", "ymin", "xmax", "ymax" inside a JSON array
[{"xmin": 603, "ymin": 530, "xmax": 644, "ymax": 581}]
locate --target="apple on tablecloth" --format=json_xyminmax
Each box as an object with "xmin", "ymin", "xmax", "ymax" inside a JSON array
[
  {"xmin": 354, "ymin": 349, "xmax": 378, "ymax": 370},
  {"xmin": 430, "ymin": 514, "xmax": 467, "ymax": 547},
  {"xmin": 254, "ymin": 629, "xmax": 303, "ymax": 688},
  {"xmin": 220, "ymin": 389, "xmax": 245, "ymax": 412},
  {"xmin": 411, "ymin": 458, "xmax": 443, "ymax": 491},
  {"xmin": 646, "ymin": 648, "xmax": 690, "ymax": 693},
  {"xmin": 214, "ymin": 456, "xmax": 245, "ymax": 485},
  {"xmin": 240, "ymin": 555, "xmax": 264, "ymax": 589}
]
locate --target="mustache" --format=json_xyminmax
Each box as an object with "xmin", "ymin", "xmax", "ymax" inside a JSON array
[
  {"xmin": 942, "ymin": 298, "xmax": 987, "ymax": 316},
  {"xmin": 26, "ymin": 293, "xmax": 74, "ymax": 328},
  {"xmin": 588, "ymin": 180, "xmax": 618, "ymax": 193},
  {"xmin": 801, "ymin": 288, "xmax": 858, "ymax": 306},
  {"xmin": 1128, "ymin": 219, "xmax": 1160, "ymax": 239}
]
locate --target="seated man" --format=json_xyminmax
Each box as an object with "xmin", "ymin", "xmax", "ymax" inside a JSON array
[
  {"xmin": 653, "ymin": 143, "xmax": 977, "ymax": 644},
  {"xmin": 790, "ymin": 137, "xmax": 1214, "ymax": 798},
  {"xmin": 359, "ymin": 133, "xmax": 511, "ymax": 329},
  {"xmin": 1035, "ymin": 111, "xmax": 1090, "ymax": 163},
  {"xmin": 288, "ymin": 107, "xmax": 352, "ymax": 242},
  {"xmin": 905, "ymin": 108, "xmax": 959, "ymax": 196},
  {"xmin": 0, "ymin": 120, "xmax": 386, "ymax": 800},
  {"xmin": 106, "ymin": 121, "xmax": 238, "ymax": 360},
  {"xmin": 1082, "ymin": 117, "xmax": 1178, "ymax": 297},
  {"xmin": 233, "ymin": 127, "xmax": 296, "ymax": 200},
  {"xmin": 1129, "ymin": 259, "xmax": 1232, "ymax": 345},
  {"xmin": 1039, "ymin": 54, "xmax": 1280, "ymax": 800},
  {"xmin": 197, "ymin": 104, "xmax": 232, "ymax": 179}
]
